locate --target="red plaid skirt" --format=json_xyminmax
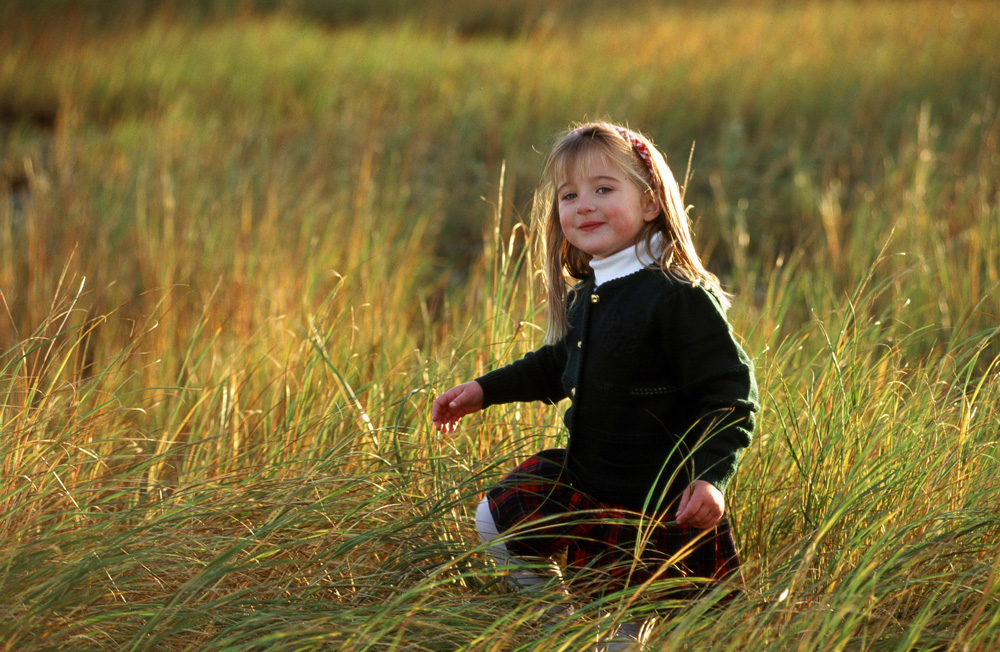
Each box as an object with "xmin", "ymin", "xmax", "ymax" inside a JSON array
[{"xmin": 486, "ymin": 449, "xmax": 743, "ymax": 598}]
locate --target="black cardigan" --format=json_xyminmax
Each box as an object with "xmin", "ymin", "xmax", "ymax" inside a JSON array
[{"xmin": 476, "ymin": 269, "xmax": 759, "ymax": 513}]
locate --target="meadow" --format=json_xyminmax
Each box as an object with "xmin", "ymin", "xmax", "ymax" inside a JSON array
[{"xmin": 1, "ymin": 0, "xmax": 999, "ymax": 649}]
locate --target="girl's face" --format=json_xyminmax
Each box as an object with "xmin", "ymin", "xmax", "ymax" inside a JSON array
[{"xmin": 556, "ymin": 151, "xmax": 659, "ymax": 260}]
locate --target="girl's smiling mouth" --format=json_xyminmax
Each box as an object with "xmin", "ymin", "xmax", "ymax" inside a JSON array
[{"xmin": 579, "ymin": 221, "xmax": 604, "ymax": 232}]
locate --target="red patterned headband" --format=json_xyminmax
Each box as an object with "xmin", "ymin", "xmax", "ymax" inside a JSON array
[{"xmin": 569, "ymin": 125, "xmax": 656, "ymax": 178}]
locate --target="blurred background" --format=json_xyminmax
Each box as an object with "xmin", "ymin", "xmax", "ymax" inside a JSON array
[{"xmin": 1, "ymin": 1, "xmax": 998, "ymax": 649}]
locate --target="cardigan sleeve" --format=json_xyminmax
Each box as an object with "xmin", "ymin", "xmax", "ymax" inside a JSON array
[
  {"xmin": 668, "ymin": 284, "xmax": 759, "ymax": 493},
  {"xmin": 475, "ymin": 341, "xmax": 569, "ymax": 409}
]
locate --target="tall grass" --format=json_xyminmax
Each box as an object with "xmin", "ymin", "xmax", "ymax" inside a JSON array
[{"xmin": 1, "ymin": 0, "xmax": 999, "ymax": 649}]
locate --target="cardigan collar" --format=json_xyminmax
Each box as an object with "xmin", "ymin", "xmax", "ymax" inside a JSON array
[{"xmin": 589, "ymin": 234, "xmax": 663, "ymax": 287}]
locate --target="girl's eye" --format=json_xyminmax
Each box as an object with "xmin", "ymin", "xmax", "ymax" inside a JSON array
[
  {"xmin": 561, "ymin": 192, "xmax": 577, "ymax": 201},
  {"xmin": 596, "ymin": 186, "xmax": 613, "ymax": 194}
]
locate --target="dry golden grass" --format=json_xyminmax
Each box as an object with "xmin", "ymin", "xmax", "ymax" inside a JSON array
[{"xmin": 1, "ymin": 1, "xmax": 998, "ymax": 649}]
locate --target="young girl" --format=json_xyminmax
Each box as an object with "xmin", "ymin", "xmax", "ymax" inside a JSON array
[{"xmin": 432, "ymin": 122, "xmax": 758, "ymax": 647}]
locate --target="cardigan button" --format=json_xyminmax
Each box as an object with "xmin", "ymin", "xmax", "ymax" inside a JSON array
[
  {"xmin": 590, "ymin": 294, "xmax": 600, "ymax": 304},
  {"xmin": 577, "ymin": 340, "xmax": 582, "ymax": 348},
  {"xmin": 570, "ymin": 387, "xmax": 576, "ymax": 397}
]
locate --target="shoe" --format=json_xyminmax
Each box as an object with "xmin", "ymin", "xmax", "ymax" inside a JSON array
[{"xmin": 594, "ymin": 619, "xmax": 648, "ymax": 651}]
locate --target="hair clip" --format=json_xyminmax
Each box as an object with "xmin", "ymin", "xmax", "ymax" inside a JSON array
[{"xmin": 611, "ymin": 126, "xmax": 655, "ymax": 178}]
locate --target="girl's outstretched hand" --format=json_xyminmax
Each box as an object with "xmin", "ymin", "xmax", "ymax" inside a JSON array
[
  {"xmin": 676, "ymin": 480, "xmax": 725, "ymax": 529},
  {"xmin": 432, "ymin": 381, "xmax": 484, "ymax": 433}
]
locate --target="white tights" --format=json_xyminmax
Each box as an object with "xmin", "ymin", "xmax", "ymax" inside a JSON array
[
  {"xmin": 475, "ymin": 495, "xmax": 555, "ymax": 590},
  {"xmin": 475, "ymin": 496, "xmax": 648, "ymax": 649}
]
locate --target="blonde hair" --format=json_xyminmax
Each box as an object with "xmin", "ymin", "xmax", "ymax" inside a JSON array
[{"xmin": 534, "ymin": 121, "xmax": 730, "ymax": 343}]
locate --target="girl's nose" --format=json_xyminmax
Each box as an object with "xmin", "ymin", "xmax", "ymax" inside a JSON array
[{"xmin": 576, "ymin": 194, "xmax": 595, "ymax": 213}]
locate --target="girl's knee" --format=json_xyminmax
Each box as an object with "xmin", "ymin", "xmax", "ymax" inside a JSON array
[{"xmin": 475, "ymin": 495, "xmax": 499, "ymax": 543}]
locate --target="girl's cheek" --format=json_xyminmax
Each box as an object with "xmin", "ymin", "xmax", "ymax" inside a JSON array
[{"xmin": 558, "ymin": 213, "xmax": 572, "ymax": 232}]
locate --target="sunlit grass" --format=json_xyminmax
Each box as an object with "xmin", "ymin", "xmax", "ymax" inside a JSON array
[{"xmin": 1, "ymin": 0, "xmax": 999, "ymax": 649}]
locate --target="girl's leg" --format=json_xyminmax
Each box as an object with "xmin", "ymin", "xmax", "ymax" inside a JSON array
[
  {"xmin": 480, "ymin": 449, "xmax": 578, "ymax": 584},
  {"xmin": 477, "ymin": 495, "xmax": 574, "ymax": 619},
  {"xmin": 475, "ymin": 495, "xmax": 559, "ymax": 591}
]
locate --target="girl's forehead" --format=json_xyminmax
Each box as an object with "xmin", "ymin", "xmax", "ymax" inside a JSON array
[{"xmin": 554, "ymin": 149, "xmax": 621, "ymax": 185}]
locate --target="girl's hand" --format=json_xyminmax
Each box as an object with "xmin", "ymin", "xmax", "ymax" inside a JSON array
[
  {"xmin": 432, "ymin": 381, "xmax": 484, "ymax": 433},
  {"xmin": 676, "ymin": 480, "xmax": 725, "ymax": 529}
]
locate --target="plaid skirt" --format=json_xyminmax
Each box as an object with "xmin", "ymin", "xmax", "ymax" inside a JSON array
[{"xmin": 486, "ymin": 449, "xmax": 743, "ymax": 598}]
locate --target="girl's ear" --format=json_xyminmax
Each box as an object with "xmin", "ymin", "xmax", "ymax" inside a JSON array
[{"xmin": 641, "ymin": 192, "xmax": 660, "ymax": 222}]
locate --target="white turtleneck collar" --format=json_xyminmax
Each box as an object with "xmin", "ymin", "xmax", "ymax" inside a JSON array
[{"xmin": 589, "ymin": 235, "xmax": 663, "ymax": 287}]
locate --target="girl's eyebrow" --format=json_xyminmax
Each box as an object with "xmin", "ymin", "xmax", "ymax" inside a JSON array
[{"xmin": 557, "ymin": 175, "xmax": 620, "ymax": 193}]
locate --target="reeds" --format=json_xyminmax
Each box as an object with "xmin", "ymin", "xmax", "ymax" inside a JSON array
[{"xmin": 1, "ymin": 0, "xmax": 999, "ymax": 649}]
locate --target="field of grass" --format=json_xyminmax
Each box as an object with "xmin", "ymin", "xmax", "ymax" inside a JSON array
[{"xmin": 1, "ymin": 0, "xmax": 999, "ymax": 649}]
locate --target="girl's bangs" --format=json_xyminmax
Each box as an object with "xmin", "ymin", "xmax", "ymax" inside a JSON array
[
  {"xmin": 548, "ymin": 140, "xmax": 624, "ymax": 189},
  {"xmin": 547, "ymin": 130, "xmax": 649, "ymax": 194}
]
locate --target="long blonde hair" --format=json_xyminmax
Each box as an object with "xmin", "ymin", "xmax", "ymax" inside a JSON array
[{"xmin": 535, "ymin": 121, "xmax": 730, "ymax": 343}]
